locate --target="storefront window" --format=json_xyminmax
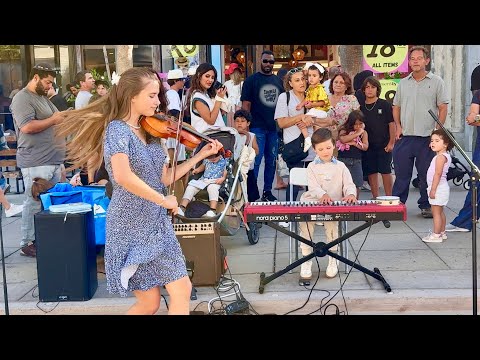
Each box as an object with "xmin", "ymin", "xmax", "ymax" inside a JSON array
[
  {"xmin": 83, "ymin": 45, "xmax": 116, "ymax": 79},
  {"xmin": 0, "ymin": 45, "xmax": 21, "ymax": 130},
  {"xmin": 0, "ymin": 45, "xmax": 22, "ymax": 97},
  {"xmin": 133, "ymin": 45, "xmax": 152, "ymax": 67},
  {"xmin": 58, "ymin": 45, "xmax": 71, "ymax": 95},
  {"xmin": 34, "ymin": 45, "xmax": 54, "ymax": 64}
]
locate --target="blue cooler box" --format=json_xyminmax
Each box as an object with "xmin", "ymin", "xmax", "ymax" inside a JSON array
[{"xmin": 40, "ymin": 184, "xmax": 110, "ymax": 245}]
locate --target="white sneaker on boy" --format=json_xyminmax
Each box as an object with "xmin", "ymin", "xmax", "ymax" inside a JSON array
[{"xmin": 325, "ymin": 256, "xmax": 338, "ymax": 278}]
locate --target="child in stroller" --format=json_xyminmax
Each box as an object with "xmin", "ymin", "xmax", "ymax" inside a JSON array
[
  {"xmin": 178, "ymin": 151, "xmax": 228, "ymax": 218},
  {"xmin": 412, "ymin": 154, "xmax": 469, "ymax": 190}
]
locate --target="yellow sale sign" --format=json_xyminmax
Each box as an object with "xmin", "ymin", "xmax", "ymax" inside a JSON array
[
  {"xmin": 363, "ymin": 45, "xmax": 409, "ymax": 74},
  {"xmin": 379, "ymin": 79, "xmax": 400, "ymax": 104},
  {"xmin": 169, "ymin": 45, "xmax": 199, "ymax": 58}
]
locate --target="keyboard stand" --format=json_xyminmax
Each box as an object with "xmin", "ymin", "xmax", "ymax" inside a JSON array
[{"xmin": 258, "ymin": 220, "xmax": 392, "ymax": 294}]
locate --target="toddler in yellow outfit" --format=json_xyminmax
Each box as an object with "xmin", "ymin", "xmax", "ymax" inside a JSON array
[{"xmin": 296, "ymin": 63, "xmax": 330, "ymax": 152}]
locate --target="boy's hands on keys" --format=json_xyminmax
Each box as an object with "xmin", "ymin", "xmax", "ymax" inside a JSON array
[
  {"xmin": 342, "ymin": 195, "xmax": 357, "ymax": 204},
  {"xmin": 319, "ymin": 194, "xmax": 333, "ymax": 205}
]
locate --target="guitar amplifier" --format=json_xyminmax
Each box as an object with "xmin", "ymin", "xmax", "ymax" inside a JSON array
[
  {"xmin": 34, "ymin": 210, "xmax": 98, "ymax": 302},
  {"xmin": 174, "ymin": 222, "xmax": 224, "ymax": 286}
]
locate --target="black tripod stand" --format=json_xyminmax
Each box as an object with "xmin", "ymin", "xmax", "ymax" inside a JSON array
[
  {"xmin": 258, "ymin": 220, "xmax": 392, "ymax": 294},
  {"xmin": 428, "ymin": 109, "xmax": 479, "ymax": 315}
]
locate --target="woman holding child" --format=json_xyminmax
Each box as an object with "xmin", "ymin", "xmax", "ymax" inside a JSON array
[{"xmin": 274, "ymin": 67, "xmax": 315, "ymax": 202}]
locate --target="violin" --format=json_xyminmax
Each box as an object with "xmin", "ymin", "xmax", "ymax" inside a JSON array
[
  {"xmin": 139, "ymin": 113, "xmax": 211, "ymax": 150},
  {"xmin": 139, "ymin": 113, "xmax": 232, "ymax": 158}
]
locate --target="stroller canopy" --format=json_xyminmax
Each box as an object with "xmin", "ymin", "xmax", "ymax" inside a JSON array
[{"xmin": 200, "ymin": 127, "xmax": 242, "ymax": 160}]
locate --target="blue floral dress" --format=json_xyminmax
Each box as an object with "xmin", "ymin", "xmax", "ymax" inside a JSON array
[{"xmin": 103, "ymin": 120, "xmax": 187, "ymax": 297}]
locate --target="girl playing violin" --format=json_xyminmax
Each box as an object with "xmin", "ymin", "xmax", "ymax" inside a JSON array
[{"xmin": 56, "ymin": 67, "xmax": 223, "ymax": 315}]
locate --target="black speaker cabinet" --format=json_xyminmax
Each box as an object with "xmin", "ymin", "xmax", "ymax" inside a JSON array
[
  {"xmin": 174, "ymin": 222, "xmax": 224, "ymax": 286},
  {"xmin": 34, "ymin": 210, "xmax": 98, "ymax": 302}
]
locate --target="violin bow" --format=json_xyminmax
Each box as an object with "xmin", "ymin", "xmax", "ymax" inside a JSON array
[{"xmin": 152, "ymin": 69, "xmax": 185, "ymax": 221}]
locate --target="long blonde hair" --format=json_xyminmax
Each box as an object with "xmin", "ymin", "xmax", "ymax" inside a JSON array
[
  {"xmin": 230, "ymin": 68, "xmax": 243, "ymax": 86},
  {"xmin": 56, "ymin": 67, "xmax": 160, "ymax": 172}
]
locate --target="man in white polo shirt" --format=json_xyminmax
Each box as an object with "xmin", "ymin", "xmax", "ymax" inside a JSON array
[{"xmin": 392, "ymin": 46, "xmax": 449, "ymax": 218}]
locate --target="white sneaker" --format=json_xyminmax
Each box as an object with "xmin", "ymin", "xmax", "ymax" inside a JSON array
[
  {"xmin": 316, "ymin": 222, "xmax": 324, "ymax": 226},
  {"xmin": 441, "ymin": 231, "xmax": 447, "ymax": 240},
  {"xmin": 300, "ymin": 260, "xmax": 313, "ymax": 280},
  {"xmin": 360, "ymin": 182, "xmax": 371, "ymax": 191},
  {"xmin": 203, "ymin": 210, "xmax": 216, "ymax": 217},
  {"xmin": 445, "ymin": 224, "xmax": 470, "ymax": 232},
  {"xmin": 303, "ymin": 136, "xmax": 312, "ymax": 152},
  {"xmin": 325, "ymin": 256, "xmax": 338, "ymax": 278},
  {"xmin": 5, "ymin": 203, "xmax": 23, "ymax": 218},
  {"xmin": 279, "ymin": 221, "xmax": 289, "ymax": 228},
  {"xmin": 422, "ymin": 232, "xmax": 443, "ymax": 243}
]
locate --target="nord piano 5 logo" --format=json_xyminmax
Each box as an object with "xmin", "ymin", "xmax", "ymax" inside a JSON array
[{"xmin": 255, "ymin": 215, "xmax": 289, "ymax": 221}]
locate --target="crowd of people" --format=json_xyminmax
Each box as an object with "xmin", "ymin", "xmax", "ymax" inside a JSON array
[{"xmin": 2, "ymin": 45, "xmax": 480, "ymax": 315}]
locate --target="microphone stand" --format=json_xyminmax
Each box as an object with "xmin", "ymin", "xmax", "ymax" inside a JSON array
[
  {"xmin": 428, "ymin": 109, "xmax": 479, "ymax": 315},
  {"xmin": 0, "ymin": 204, "xmax": 9, "ymax": 315}
]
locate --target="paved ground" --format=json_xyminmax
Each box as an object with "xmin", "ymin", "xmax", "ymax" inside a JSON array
[{"xmin": 0, "ymin": 156, "xmax": 478, "ymax": 315}]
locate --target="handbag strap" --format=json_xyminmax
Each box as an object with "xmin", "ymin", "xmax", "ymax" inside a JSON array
[{"xmin": 286, "ymin": 91, "xmax": 307, "ymax": 114}]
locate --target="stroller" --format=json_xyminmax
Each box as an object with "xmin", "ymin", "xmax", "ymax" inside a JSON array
[
  {"xmin": 175, "ymin": 126, "xmax": 259, "ymax": 245},
  {"xmin": 412, "ymin": 152, "xmax": 470, "ymax": 190}
]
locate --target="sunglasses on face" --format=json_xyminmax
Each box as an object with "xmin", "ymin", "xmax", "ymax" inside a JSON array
[
  {"xmin": 288, "ymin": 67, "xmax": 304, "ymax": 75},
  {"xmin": 262, "ymin": 59, "xmax": 275, "ymax": 64}
]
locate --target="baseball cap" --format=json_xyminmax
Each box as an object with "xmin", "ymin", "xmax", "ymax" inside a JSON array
[{"xmin": 225, "ymin": 63, "xmax": 241, "ymax": 75}]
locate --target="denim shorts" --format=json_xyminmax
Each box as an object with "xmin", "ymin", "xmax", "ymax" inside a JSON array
[{"xmin": 339, "ymin": 157, "xmax": 363, "ymax": 188}]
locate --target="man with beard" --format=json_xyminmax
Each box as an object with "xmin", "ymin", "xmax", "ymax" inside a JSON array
[
  {"xmin": 241, "ymin": 50, "xmax": 284, "ymax": 202},
  {"xmin": 10, "ymin": 63, "xmax": 66, "ymax": 257}
]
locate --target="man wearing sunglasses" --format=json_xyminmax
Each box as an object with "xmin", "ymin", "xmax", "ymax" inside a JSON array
[{"xmin": 241, "ymin": 50, "xmax": 284, "ymax": 202}]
